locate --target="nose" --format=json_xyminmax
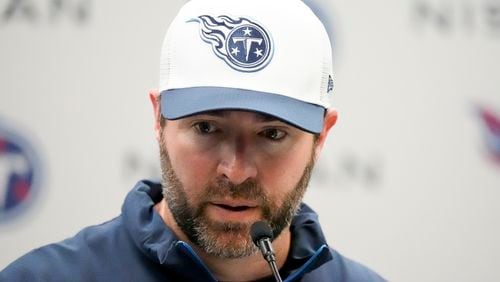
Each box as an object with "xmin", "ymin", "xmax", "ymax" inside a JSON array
[{"xmin": 216, "ymin": 138, "xmax": 257, "ymax": 185}]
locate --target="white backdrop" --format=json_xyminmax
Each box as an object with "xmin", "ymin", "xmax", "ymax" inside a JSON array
[{"xmin": 1, "ymin": 0, "xmax": 499, "ymax": 281}]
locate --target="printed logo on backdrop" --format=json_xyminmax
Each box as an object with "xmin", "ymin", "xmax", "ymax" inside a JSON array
[
  {"xmin": 311, "ymin": 150, "xmax": 384, "ymax": 191},
  {"xmin": 412, "ymin": 1, "xmax": 500, "ymax": 37},
  {"xmin": 121, "ymin": 148, "xmax": 160, "ymax": 187},
  {"xmin": 1, "ymin": 0, "xmax": 91, "ymax": 25},
  {"xmin": 189, "ymin": 15, "xmax": 274, "ymax": 72},
  {"xmin": 477, "ymin": 106, "xmax": 500, "ymax": 164},
  {"xmin": 0, "ymin": 120, "xmax": 43, "ymax": 222}
]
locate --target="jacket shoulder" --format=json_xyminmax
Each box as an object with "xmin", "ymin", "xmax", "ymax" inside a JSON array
[
  {"xmin": 0, "ymin": 217, "xmax": 127, "ymax": 281},
  {"xmin": 301, "ymin": 248, "xmax": 386, "ymax": 282}
]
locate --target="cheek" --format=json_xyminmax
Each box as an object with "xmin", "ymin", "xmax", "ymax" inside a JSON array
[
  {"xmin": 163, "ymin": 131, "xmax": 217, "ymax": 195},
  {"xmin": 259, "ymin": 142, "xmax": 313, "ymax": 197}
]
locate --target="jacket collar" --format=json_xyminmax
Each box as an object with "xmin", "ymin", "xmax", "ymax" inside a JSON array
[{"xmin": 122, "ymin": 180, "xmax": 332, "ymax": 281}]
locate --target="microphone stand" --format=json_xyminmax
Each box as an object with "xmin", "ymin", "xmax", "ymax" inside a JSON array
[
  {"xmin": 257, "ymin": 238, "xmax": 283, "ymax": 282},
  {"xmin": 251, "ymin": 221, "xmax": 283, "ymax": 282}
]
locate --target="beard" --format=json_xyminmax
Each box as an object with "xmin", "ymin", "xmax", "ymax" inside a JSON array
[{"xmin": 159, "ymin": 132, "xmax": 315, "ymax": 259}]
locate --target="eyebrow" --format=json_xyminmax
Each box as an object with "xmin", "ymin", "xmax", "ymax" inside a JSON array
[{"xmin": 200, "ymin": 110, "xmax": 281, "ymax": 123}]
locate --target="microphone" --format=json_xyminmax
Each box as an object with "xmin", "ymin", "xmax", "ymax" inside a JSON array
[{"xmin": 250, "ymin": 221, "xmax": 283, "ymax": 282}]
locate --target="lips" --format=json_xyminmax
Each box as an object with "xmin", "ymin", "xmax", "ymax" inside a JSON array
[
  {"xmin": 213, "ymin": 204, "xmax": 251, "ymax": 212},
  {"xmin": 210, "ymin": 200, "xmax": 258, "ymax": 212}
]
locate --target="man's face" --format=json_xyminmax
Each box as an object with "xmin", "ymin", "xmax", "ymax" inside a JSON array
[{"xmin": 159, "ymin": 110, "xmax": 317, "ymax": 259}]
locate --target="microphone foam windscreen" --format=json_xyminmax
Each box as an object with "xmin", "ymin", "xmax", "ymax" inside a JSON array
[{"xmin": 250, "ymin": 221, "xmax": 273, "ymax": 244}]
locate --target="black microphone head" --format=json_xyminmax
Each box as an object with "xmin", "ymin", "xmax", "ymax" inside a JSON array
[{"xmin": 250, "ymin": 221, "xmax": 273, "ymax": 245}]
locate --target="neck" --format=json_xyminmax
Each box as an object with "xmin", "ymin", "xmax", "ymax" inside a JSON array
[{"xmin": 154, "ymin": 199, "xmax": 291, "ymax": 281}]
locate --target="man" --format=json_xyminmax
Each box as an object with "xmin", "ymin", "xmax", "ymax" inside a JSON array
[{"xmin": 1, "ymin": 0, "xmax": 385, "ymax": 281}]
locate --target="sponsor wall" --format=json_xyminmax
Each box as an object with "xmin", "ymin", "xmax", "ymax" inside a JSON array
[{"xmin": 1, "ymin": 0, "xmax": 499, "ymax": 281}]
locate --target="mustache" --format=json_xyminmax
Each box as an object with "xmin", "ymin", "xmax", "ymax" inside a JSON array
[
  {"xmin": 197, "ymin": 177, "xmax": 273, "ymax": 225},
  {"xmin": 203, "ymin": 177, "xmax": 269, "ymax": 202}
]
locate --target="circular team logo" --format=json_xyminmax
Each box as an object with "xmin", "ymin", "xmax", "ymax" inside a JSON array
[
  {"xmin": 0, "ymin": 121, "xmax": 43, "ymax": 222},
  {"xmin": 226, "ymin": 24, "xmax": 272, "ymax": 71},
  {"xmin": 191, "ymin": 15, "xmax": 274, "ymax": 72}
]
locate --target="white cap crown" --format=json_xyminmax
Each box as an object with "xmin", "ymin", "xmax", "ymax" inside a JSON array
[{"xmin": 159, "ymin": 0, "xmax": 334, "ymax": 133}]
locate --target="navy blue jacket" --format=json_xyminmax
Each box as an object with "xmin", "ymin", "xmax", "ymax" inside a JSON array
[{"xmin": 0, "ymin": 180, "xmax": 385, "ymax": 281}]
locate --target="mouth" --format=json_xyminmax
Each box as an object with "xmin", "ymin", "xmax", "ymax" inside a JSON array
[
  {"xmin": 212, "ymin": 203, "xmax": 254, "ymax": 212},
  {"xmin": 208, "ymin": 200, "xmax": 259, "ymax": 218}
]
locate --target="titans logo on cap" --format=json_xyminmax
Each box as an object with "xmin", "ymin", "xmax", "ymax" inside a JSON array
[{"xmin": 190, "ymin": 15, "xmax": 273, "ymax": 72}]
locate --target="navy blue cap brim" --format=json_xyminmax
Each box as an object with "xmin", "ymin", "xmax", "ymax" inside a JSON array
[{"xmin": 160, "ymin": 87, "xmax": 325, "ymax": 134}]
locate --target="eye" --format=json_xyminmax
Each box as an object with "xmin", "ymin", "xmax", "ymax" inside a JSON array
[
  {"xmin": 193, "ymin": 121, "xmax": 218, "ymax": 134},
  {"xmin": 260, "ymin": 128, "xmax": 287, "ymax": 141}
]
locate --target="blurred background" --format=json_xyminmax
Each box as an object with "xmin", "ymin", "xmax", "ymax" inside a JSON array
[{"xmin": 1, "ymin": 0, "xmax": 499, "ymax": 281}]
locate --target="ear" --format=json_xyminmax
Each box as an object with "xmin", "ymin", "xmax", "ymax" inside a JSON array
[
  {"xmin": 149, "ymin": 90, "xmax": 162, "ymax": 142},
  {"xmin": 313, "ymin": 108, "xmax": 338, "ymax": 160}
]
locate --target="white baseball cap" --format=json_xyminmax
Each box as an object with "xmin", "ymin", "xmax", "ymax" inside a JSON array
[{"xmin": 159, "ymin": 0, "xmax": 333, "ymax": 133}]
